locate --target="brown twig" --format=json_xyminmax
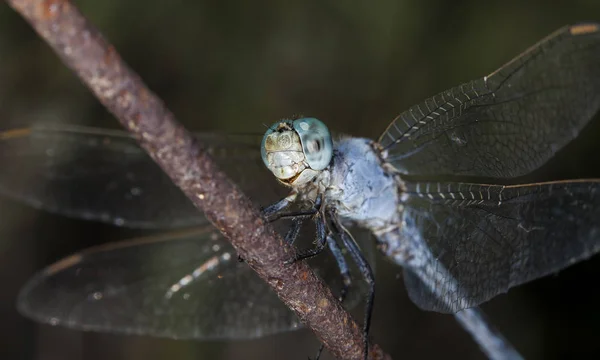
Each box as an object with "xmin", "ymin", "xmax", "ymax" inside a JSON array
[{"xmin": 5, "ymin": 0, "xmax": 391, "ymax": 359}]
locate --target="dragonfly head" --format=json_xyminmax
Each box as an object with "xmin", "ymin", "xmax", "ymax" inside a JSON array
[{"xmin": 261, "ymin": 117, "xmax": 333, "ymax": 187}]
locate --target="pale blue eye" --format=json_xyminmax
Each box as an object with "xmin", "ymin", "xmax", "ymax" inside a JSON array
[{"xmin": 292, "ymin": 118, "xmax": 333, "ymax": 171}]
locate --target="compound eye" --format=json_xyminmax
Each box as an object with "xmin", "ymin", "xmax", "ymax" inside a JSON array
[{"xmin": 293, "ymin": 118, "xmax": 333, "ymax": 171}]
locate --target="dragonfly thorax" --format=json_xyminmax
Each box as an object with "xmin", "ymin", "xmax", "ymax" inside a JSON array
[{"xmin": 325, "ymin": 137, "xmax": 401, "ymax": 233}]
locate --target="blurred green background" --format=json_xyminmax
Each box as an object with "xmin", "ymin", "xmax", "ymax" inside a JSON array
[{"xmin": 1, "ymin": 0, "xmax": 600, "ymax": 359}]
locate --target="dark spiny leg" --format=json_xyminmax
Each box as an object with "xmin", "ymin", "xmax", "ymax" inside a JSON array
[
  {"xmin": 265, "ymin": 193, "xmax": 356, "ymax": 360},
  {"xmin": 285, "ymin": 212, "xmax": 326, "ymax": 264},
  {"xmin": 284, "ymin": 194, "xmax": 327, "ymax": 263},
  {"xmin": 237, "ymin": 192, "xmax": 300, "ymax": 263},
  {"xmin": 268, "ymin": 209, "xmax": 316, "ymax": 222},
  {"xmin": 326, "ymin": 234, "xmax": 352, "ymax": 303},
  {"xmin": 238, "ymin": 216, "xmax": 304, "ymax": 263},
  {"xmin": 331, "ymin": 212, "xmax": 374, "ymax": 360},
  {"xmin": 284, "ymin": 217, "xmax": 304, "ymax": 245},
  {"xmin": 313, "ymin": 234, "xmax": 353, "ymax": 360},
  {"xmin": 261, "ymin": 191, "xmax": 297, "ymax": 218},
  {"xmin": 263, "ymin": 192, "xmax": 321, "ymax": 222}
]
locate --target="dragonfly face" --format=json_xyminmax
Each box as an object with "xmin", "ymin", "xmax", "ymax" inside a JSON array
[
  {"xmin": 2, "ymin": 22, "xmax": 600, "ymax": 358},
  {"xmin": 261, "ymin": 118, "xmax": 333, "ymax": 186}
]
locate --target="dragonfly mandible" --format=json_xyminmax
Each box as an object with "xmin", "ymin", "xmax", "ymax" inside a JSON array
[{"xmin": 3, "ymin": 22, "xmax": 600, "ymax": 359}]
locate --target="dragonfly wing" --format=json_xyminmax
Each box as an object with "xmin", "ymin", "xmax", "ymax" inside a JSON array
[
  {"xmin": 380, "ymin": 23, "xmax": 600, "ymax": 178},
  {"xmin": 398, "ymin": 180, "xmax": 600, "ymax": 313},
  {"xmin": 17, "ymin": 222, "xmax": 376, "ymax": 339},
  {"xmin": 5, "ymin": 125, "xmax": 379, "ymax": 338},
  {"xmin": 17, "ymin": 226, "xmax": 300, "ymax": 339},
  {"xmin": 0, "ymin": 125, "xmax": 283, "ymax": 229}
]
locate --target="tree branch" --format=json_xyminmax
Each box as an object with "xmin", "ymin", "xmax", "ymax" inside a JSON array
[{"xmin": 5, "ymin": 0, "xmax": 391, "ymax": 359}]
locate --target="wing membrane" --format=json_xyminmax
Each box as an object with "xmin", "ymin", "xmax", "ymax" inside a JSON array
[
  {"xmin": 5, "ymin": 124, "xmax": 378, "ymax": 338},
  {"xmin": 380, "ymin": 23, "xmax": 600, "ymax": 178},
  {"xmin": 0, "ymin": 125, "xmax": 282, "ymax": 229},
  {"xmin": 399, "ymin": 179, "xmax": 600, "ymax": 313},
  {"xmin": 17, "ymin": 225, "xmax": 376, "ymax": 339}
]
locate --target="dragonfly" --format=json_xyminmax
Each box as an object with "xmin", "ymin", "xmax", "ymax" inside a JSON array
[{"xmin": 3, "ymin": 22, "xmax": 600, "ymax": 359}]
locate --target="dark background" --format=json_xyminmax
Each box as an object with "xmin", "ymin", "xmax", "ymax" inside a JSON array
[{"xmin": 1, "ymin": 1, "xmax": 600, "ymax": 359}]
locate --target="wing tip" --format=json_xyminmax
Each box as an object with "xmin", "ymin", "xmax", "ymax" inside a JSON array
[
  {"xmin": 0, "ymin": 128, "xmax": 32, "ymax": 140},
  {"xmin": 44, "ymin": 253, "xmax": 84, "ymax": 276},
  {"xmin": 570, "ymin": 23, "xmax": 600, "ymax": 35}
]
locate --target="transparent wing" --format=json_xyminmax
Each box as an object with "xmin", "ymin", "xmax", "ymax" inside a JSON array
[
  {"xmin": 379, "ymin": 23, "xmax": 600, "ymax": 178},
  {"xmin": 0, "ymin": 125, "xmax": 279, "ymax": 229},
  {"xmin": 17, "ymin": 225, "xmax": 376, "ymax": 339},
  {"xmin": 6, "ymin": 124, "xmax": 377, "ymax": 338},
  {"xmin": 398, "ymin": 180, "xmax": 600, "ymax": 313}
]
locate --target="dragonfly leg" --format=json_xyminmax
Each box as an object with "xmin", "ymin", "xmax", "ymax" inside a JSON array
[
  {"xmin": 261, "ymin": 191, "xmax": 298, "ymax": 218},
  {"xmin": 267, "ymin": 209, "xmax": 316, "ymax": 222},
  {"xmin": 284, "ymin": 212, "xmax": 327, "ymax": 263},
  {"xmin": 267, "ymin": 192, "xmax": 321, "ymax": 222},
  {"xmin": 313, "ymin": 233, "xmax": 353, "ymax": 360},
  {"xmin": 330, "ymin": 211, "xmax": 374, "ymax": 360},
  {"xmin": 239, "ymin": 207, "xmax": 308, "ymax": 263},
  {"xmin": 325, "ymin": 234, "xmax": 352, "ymax": 303},
  {"xmin": 255, "ymin": 193, "xmax": 321, "ymax": 264},
  {"xmin": 283, "ymin": 217, "xmax": 304, "ymax": 245}
]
